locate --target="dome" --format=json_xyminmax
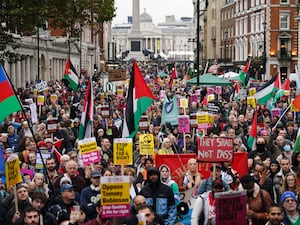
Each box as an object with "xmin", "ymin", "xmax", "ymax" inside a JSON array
[{"xmin": 140, "ymin": 8, "xmax": 152, "ymax": 23}]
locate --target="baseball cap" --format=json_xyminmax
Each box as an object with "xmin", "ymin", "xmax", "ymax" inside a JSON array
[
  {"xmin": 91, "ymin": 170, "xmax": 101, "ymax": 178},
  {"xmin": 60, "ymin": 184, "xmax": 75, "ymax": 193},
  {"xmin": 212, "ymin": 179, "xmax": 224, "ymax": 189},
  {"xmin": 281, "ymin": 191, "xmax": 297, "ymax": 203}
]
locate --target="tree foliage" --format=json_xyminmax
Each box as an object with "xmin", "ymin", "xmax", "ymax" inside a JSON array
[{"xmin": 0, "ymin": 0, "xmax": 116, "ymax": 63}]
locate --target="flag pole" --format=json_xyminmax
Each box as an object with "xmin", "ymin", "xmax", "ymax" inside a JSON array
[
  {"xmin": 2, "ymin": 66, "xmax": 56, "ymax": 197},
  {"xmin": 273, "ymin": 103, "xmax": 292, "ymax": 129}
]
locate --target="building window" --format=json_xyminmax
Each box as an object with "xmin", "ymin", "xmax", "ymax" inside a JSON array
[
  {"xmin": 280, "ymin": 13, "xmax": 289, "ymax": 30},
  {"xmin": 280, "ymin": 0, "xmax": 289, "ymax": 4}
]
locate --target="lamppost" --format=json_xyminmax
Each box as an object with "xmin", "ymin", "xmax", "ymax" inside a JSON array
[
  {"xmin": 262, "ymin": 21, "xmax": 267, "ymax": 80},
  {"xmin": 224, "ymin": 30, "xmax": 228, "ymax": 66}
]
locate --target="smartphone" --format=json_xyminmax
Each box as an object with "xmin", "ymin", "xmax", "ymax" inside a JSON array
[{"xmin": 73, "ymin": 205, "xmax": 80, "ymax": 212}]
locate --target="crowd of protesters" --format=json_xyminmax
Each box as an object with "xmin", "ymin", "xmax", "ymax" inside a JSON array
[{"xmin": 0, "ymin": 61, "xmax": 300, "ymax": 225}]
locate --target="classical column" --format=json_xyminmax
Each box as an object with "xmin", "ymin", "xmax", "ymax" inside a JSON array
[{"xmin": 132, "ymin": 0, "xmax": 140, "ymax": 34}]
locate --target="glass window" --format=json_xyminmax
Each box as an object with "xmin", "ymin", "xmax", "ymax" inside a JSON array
[{"xmin": 280, "ymin": 13, "xmax": 289, "ymax": 30}]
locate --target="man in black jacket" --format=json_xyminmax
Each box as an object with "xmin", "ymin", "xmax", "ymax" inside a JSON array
[{"xmin": 139, "ymin": 167, "xmax": 176, "ymax": 225}]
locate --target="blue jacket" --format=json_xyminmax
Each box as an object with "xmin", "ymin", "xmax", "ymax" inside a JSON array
[{"xmin": 139, "ymin": 167, "xmax": 176, "ymax": 225}]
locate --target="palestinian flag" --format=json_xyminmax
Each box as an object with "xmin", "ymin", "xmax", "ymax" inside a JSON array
[
  {"xmin": 292, "ymin": 93, "xmax": 300, "ymax": 111},
  {"xmin": 234, "ymin": 83, "xmax": 239, "ymax": 102},
  {"xmin": 239, "ymin": 60, "xmax": 251, "ymax": 86},
  {"xmin": 64, "ymin": 58, "xmax": 79, "ymax": 91},
  {"xmin": 254, "ymin": 73, "xmax": 279, "ymax": 104},
  {"xmin": 247, "ymin": 108, "xmax": 258, "ymax": 151},
  {"xmin": 122, "ymin": 61, "xmax": 155, "ymax": 138},
  {"xmin": 78, "ymin": 80, "xmax": 93, "ymax": 140},
  {"xmin": 294, "ymin": 127, "xmax": 300, "ymax": 152},
  {"xmin": 0, "ymin": 65, "xmax": 22, "ymax": 122}
]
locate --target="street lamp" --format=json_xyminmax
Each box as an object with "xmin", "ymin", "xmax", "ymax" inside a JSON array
[
  {"xmin": 224, "ymin": 30, "xmax": 228, "ymax": 66},
  {"xmin": 262, "ymin": 21, "xmax": 267, "ymax": 79}
]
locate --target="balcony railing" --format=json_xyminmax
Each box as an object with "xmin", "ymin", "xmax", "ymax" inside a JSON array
[{"xmin": 277, "ymin": 50, "xmax": 291, "ymax": 60}]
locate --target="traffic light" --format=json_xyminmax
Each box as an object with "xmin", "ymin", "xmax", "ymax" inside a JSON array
[{"xmin": 94, "ymin": 64, "xmax": 98, "ymax": 73}]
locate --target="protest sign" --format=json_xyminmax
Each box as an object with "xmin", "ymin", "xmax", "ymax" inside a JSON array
[
  {"xmin": 196, "ymin": 112, "xmax": 209, "ymax": 124},
  {"xmin": 215, "ymin": 86, "xmax": 222, "ymax": 95},
  {"xmin": 37, "ymin": 95, "xmax": 45, "ymax": 106},
  {"xmin": 139, "ymin": 134, "xmax": 154, "ymax": 155},
  {"xmin": 101, "ymin": 105, "xmax": 110, "ymax": 118},
  {"xmin": 190, "ymin": 113, "xmax": 197, "ymax": 128},
  {"xmin": 178, "ymin": 115, "xmax": 190, "ymax": 133},
  {"xmin": 47, "ymin": 118, "xmax": 58, "ymax": 133},
  {"xmin": 179, "ymin": 98, "xmax": 188, "ymax": 108},
  {"xmin": 113, "ymin": 138, "xmax": 133, "ymax": 165},
  {"xmin": 35, "ymin": 81, "xmax": 48, "ymax": 92},
  {"xmin": 139, "ymin": 115, "xmax": 148, "ymax": 130},
  {"xmin": 36, "ymin": 150, "xmax": 51, "ymax": 169},
  {"xmin": 100, "ymin": 176, "xmax": 130, "ymax": 218},
  {"xmin": 215, "ymin": 191, "xmax": 247, "ymax": 225},
  {"xmin": 189, "ymin": 94, "xmax": 199, "ymax": 103},
  {"xmin": 5, "ymin": 155, "xmax": 22, "ymax": 187},
  {"xmin": 78, "ymin": 137, "xmax": 100, "ymax": 165},
  {"xmin": 197, "ymin": 137, "xmax": 234, "ymax": 162}
]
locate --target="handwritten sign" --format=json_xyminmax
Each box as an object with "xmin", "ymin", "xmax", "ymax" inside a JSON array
[
  {"xmin": 78, "ymin": 137, "xmax": 100, "ymax": 165},
  {"xmin": 113, "ymin": 138, "xmax": 133, "ymax": 165},
  {"xmin": 178, "ymin": 115, "xmax": 190, "ymax": 133},
  {"xmin": 100, "ymin": 176, "xmax": 130, "ymax": 218},
  {"xmin": 139, "ymin": 134, "xmax": 154, "ymax": 155},
  {"xmin": 5, "ymin": 156, "xmax": 22, "ymax": 187},
  {"xmin": 215, "ymin": 191, "xmax": 247, "ymax": 225},
  {"xmin": 197, "ymin": 137, "xmax": 234, "ymax": 162}
]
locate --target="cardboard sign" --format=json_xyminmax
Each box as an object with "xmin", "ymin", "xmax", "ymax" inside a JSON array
[
  {"xmin": 178, "ymin": 115, "xmax": 190, "ymax": 133},
  {"xmin": 100, "ymin": 176, "xmax": 130, "ymax": 218},
  {"xmin": 215, "ymin": 191, "xmax": 247, "ymax": 225},
  {"xmin": 113, "ymin": 138, "xmax": 133, "ymax": 165},
  {"xmin": 108, "ymin": 69, "xmax": 127, "ymax": 82},
  {"xmin": 78, "ymin": 137, "xmax": 100, "ymax": 165},
  {"xmin": 197, "ymin": 137, "xmax": 234, "ymax": 162},
  {"xmin": 139, "ymin": 134, "xmax": 154, "ymax": 155},
  {"xmin": 5, "ymin": 155, "xmax": 22, "ymax": 187}
]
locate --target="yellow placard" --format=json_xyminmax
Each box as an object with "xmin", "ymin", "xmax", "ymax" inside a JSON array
[
  {"xmin": 37, "ymin": 95, "xmax": 44, "ymax": 105},
  {"xmin": 247, "ymin": 96, "xmax": 256, "ymax": 108},
  {"xmin": 78, "ymin": 138, "xmax": 98, "ymax": 154},
  {"xmin": 180, "ymin": 98, "xmax": 188, "ymax": 108},
  {"xmin": 50, "ymin": 94, "xmax": 57, "ymax": 102},
  {"xmin": 100, "ymin": 178, "xmax": 130, "ymax": 206},
  {"xmin": 5, "ymin": 157, "xmax": 22, "ymax": 187},
  {"xmin": 117, "ymin": 89, "xmax": 123, "ymax": 95},
  {"xmin": 207, "ymin": 94, "xmax": 215, "ymax": 102},
  {"xmin": 197, "ymin": 112, "xmax": 209, "ymax": 124},
  {"xmin": 208, "ymin": 114, "xmax": 214, "ymax": 124},
  {"xmin": 33, "ymin": 89, "xmax": 38, "ymax": 96},
  {"xmin": 139, "ymin": 134, "xmax": 154, "ymax": 155},
  {"xmin": 113, "ymin": 138, "xmax": 133, "ymax": 165},
  {"xmin": 249, "ymin": 88, "xmax": 256, "ymax": 96}
]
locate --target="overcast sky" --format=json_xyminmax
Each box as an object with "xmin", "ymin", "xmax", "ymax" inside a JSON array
[{"xmin": 113, "ymin": 0, "xmax": 194, "ymax": 25}]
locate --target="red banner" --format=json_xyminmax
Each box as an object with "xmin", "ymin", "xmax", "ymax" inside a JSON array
[
  {"xmin": 155, "ymin": 152, "xmax": 248, "ymax": 183},
  {"xmin": 197, "ymin": 137, "xmax": 234, "ymax": 162}
]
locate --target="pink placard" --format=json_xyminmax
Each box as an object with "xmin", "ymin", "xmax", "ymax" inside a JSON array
[
  {"xmin": 178, "ymin": 115, "xmax": 190, "ymax": 133},
  {"xmin": 101, "ymin": 204, "xmax": 130, "ymax": 218},
  {"xmin": 207, "ymin": 87, "xmax": 215, "ymax": 95},
  {"xmin": 81, "ymin": 150, "xmax": 100, "ymax": 165},
  {"xmin": 190, "ymin": 94, "xmax": 199, "ymax": 103},
  {"xmin": 271, "ymin": 108, "xmax": 281, "ymax": 120},
  {"xmin": 215, "ymin": 86, "xmax": 222, "ymax": 95}
]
